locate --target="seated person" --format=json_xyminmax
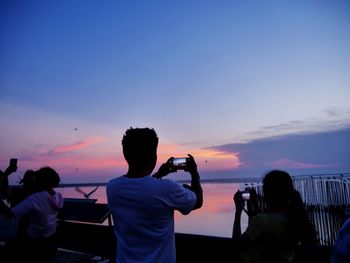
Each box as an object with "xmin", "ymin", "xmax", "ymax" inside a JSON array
[{"xmin": 232, "ymin": 170, "xmax": 317, "ymax": 263}]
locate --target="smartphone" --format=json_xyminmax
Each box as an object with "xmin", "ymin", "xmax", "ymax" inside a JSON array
[
  {"xmin": 242, "ymin": 191, "xmax": 250, "ymax": 200},
  {"xmin": 9, "ymin": 158, "xmax": 18, "ymax": 168},
  {"xmin": 170, "ymin": 157, "xmax": 188, "ymax": 170}
]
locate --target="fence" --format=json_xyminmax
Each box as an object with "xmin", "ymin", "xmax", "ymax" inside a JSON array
[
  {"xmin": 250, "ymin": 173, "xmax": 350, "ymax": 246},
  {"xmin": 294, "ymin": 173, "xmax": 350, "ymax": 246},
  {"xmin": 58, "ymin": 172, "xmax": 350, "ymax": 246}
]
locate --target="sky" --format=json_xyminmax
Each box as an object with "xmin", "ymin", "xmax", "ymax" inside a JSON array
[{"xmin": 1, "ymin": 0, "xmax": 349, "ymax": 184}]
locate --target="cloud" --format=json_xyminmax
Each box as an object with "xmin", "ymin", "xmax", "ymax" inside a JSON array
[
  {"xmin": 324, "ymin": 107, "xmax": 350, "ymax": 118},
  {"xmin": 52, "ymin": 136, "xmax": 106, "ymax": 154},
  {"xmin": 156, "ymin": 143, "xmax": 241, "ymax": 171},
  {"xmin": 269, "ymin": 158, "xmax": 338, "ymax": 169},
  {"xmin": 208, "ymin": 127, "xmax": 350, "ymax": 174},
  {"xmin": 242, "ymin": 108, "xmax": 350, "ymax": 142}
]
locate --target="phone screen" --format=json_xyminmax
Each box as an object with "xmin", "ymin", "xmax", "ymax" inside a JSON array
[
  {"xmin": 242, "ymin": 192, "xmax": 250, "ymax": 200},
  {"xmin": 171, "ymin": 158, "xmax": 187, "ymax": 169}
]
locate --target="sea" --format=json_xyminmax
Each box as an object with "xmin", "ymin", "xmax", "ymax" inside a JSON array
[
  {"xmin": 58, "ymin": 179, "xmax": 254, "ymax": 238},
  {"xmin": 3, "ymin": 172, "xmax": 345, "ymax": 246}
]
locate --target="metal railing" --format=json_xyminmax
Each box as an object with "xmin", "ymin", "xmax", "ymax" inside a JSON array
[
  {"xmin": 57, "ymin": 172, "xmax": 350, "ymax": 246},
  {"xmin": 250, "ymin": 173, "xmax": 350, "ymax": 246}
]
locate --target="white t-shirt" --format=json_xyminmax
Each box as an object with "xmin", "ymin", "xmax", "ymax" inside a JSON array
[
  {"xmin": 107, "ymin": 175, "xmax": 197, "ymax": 263},
  {"xmin": 12, "ymin": 190, "xmax": 64, "ymax": 238}
]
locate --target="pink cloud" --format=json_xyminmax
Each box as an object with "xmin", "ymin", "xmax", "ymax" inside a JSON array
[
  {"xmin": 52, "ymin": 136, "xmax": 106, "ymax": 153},
  {"xmin": 270, "ymin": 158, "xmax": 338, "ymax": 169},
  {"xmin": 12, "ymin": 142, "xmax": 241, "ymax": 182},
  {"xmin": 16, "ymin": 154, "xmax": 126, "ymax": 176}
]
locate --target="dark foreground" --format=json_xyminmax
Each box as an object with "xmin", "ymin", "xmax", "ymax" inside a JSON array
[
  {"xmin": 0, "ymin": 195, "xmax": 335, "ymax": 263},
  {"xmin": 0, "ymin": 220, "xmax": 333, "ymax": 263},
  {"xmin": 50, "ymin": 221, "xmax": 332, "ymax": 263}
]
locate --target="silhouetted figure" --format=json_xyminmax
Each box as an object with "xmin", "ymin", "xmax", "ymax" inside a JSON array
[
  {"xmin": 288, "ymin": 188, "xmax": 318, "ymax": 246},
  {"xmin": 232, "ymin": 170, "xmax": 316, "ymax": 263},
  {"xmin": 0, "ymin": 160, "xmax": 51, "ymax": 259},
  {"xmin": 331, "ymin": 212, "xmax": 350, "ymax": 263},
  {"xmin": 1, "ymin": 169, "xmax": 44, "ymax": 255},
  {"xmin": 107, "ymin": 127, "xmax": 203, "ymax": 263},
  {"xmin": 0, "ymin": 166, "xmax": 64, "ymax": 263},
  {"xmin": 0, "ymin": 158, "xmax": 18, "ymax": 200},
  {"xmin": 0, "ymin": 159, "xmax": 19, "ymax": 243},
  {"xmin": 3, "ymin": 169, "xmax": 39, "ymax": 207}
]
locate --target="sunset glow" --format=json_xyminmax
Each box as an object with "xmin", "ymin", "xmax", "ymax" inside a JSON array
[
  {"xmin": 52, "ymin": 136, "xmax": 107, "ymax": 154},
  {"xmin": 1, "ymin": 1, "xmax": 349, "ymax": 183}
]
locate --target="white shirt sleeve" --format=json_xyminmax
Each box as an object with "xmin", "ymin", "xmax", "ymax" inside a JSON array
[
  {"xmin": 11, "ymin": 194, "xmax": 36, "ymax": 218},
  {"xmin": 157, "ymin": 180, "xmax": 197, "ymax": 215}
]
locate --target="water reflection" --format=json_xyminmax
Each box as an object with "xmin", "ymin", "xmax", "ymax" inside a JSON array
[
  {"xmin": 58, "ymin": 181, "xmax": 249, "ymax": 238},
  {"xmin": 175, "ymin": 182, "xmax": 248, "ymax": 237}
]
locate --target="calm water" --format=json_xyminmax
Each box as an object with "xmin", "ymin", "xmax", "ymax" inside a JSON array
[{"xmin": 58, "ymin": 180, "xmax": 251, "ymax": 238}]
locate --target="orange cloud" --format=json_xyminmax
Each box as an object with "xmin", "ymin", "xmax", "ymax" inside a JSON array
[
  {"xmin": 18, "ymin": 154, "xmax": 126, "ymax": 178},
  {"xmin": 52, "ymin": 136, "xmax": 106, "ymax": 153},
  {"xmin": 16, "ymin": 142, "xmax": 240, "ymax": 182},
  {"xmin": 157, "ymin": 144, "xmax": 241, "ymax": 170}
]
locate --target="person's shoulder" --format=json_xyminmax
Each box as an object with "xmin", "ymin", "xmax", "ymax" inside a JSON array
[
  {"xmin": 343, "ymin": 217, "xmax": 350, "ymax": 227},
  {"xmin": 339, "ymin": 217, "xmax": 350, "ymax": 234},
  {"xmin": 17, "ymin": 191, "xmax": 44, "ymax": 204},
  {"xmin": 106, "ymin": 175, "xmax": 126, "ymax": 191},
  {"xmin": 154, "ymin": 178, "xmax": 181, "ymax": 188},
  {"xmin": 29, "ymin": 191, "xmax": 47, "ymax": 199},
  {"xmin": 144, "ymin": 178, "xmax": 184, "ymax": 194},
  {"xmin": 107, "ymin": 175, "xmax": 125, "ymax": 185}
]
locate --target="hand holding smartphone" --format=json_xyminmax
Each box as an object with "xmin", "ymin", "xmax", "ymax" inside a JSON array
[
  {"xmin": 10, "ymin": 158, "xmax": 17, "ymax": 168},
  {"xmin": 170, "ymin": 157, "xmax": 189, "ymax": 170},
  {"xmin": 6, "ymin": 158, "xmax": 18, "ymax": 174}
]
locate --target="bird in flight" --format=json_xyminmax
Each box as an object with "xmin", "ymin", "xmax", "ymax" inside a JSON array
[{"xmin": 75, "ymin": 186, "xmax": 99, "ymax": 199}]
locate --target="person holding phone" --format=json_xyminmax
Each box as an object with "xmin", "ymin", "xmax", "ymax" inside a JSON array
[
  {"xmin": 232, "ymin": 170, "xmax": 316, "ymax": 263},
  {"xmin": 0, "ymin": 159, "xmax": 41, "ymax": 209},
  {"xmin": 107, "ymin": 127, "xmax": 203, "ymax": 263},
  {"xmin": 0, "ymin": 159, "xmax": 18, "ymax": 200},
  {"xmin": 0, "ymin": 160, "xmax": 42, "ymax": 254},
  {"xmin": 0, "ymin": 166, "xmax": 64, "ymax": 263}
]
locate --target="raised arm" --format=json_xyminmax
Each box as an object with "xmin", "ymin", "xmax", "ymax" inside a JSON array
[
  {"xmin": 153, "ymin": 154, "xmax": 203, "ymax": 210},
  {"xmin": 232, "ymin": 190, "xmax": 245, "ymax": 240},
  {"xmin": 185, "ymin": 154, "xmax": 203, "ymax": 210},
  {"xmin": 0, "ymin": 161, "xmax": 18, "ymax": 200},
  {"xmin": 152, "ymin": 157, "xmax": 177, "ymax": 179}
]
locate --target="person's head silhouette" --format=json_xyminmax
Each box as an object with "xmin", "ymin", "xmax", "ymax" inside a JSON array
[
  {"xmin": 35, "ymin": 166, "xmax": 60, "ymax": 190},
  {"xmin": 263, "ymin": 170, "xmax": 294, "ymax": 211},
  {"xmin": 122, "ymin": 127, "xmax": 159, "ymax": 176},
  {"xmin": 19, "ymin": 169, "xmax": 36, "ymax": 186}
]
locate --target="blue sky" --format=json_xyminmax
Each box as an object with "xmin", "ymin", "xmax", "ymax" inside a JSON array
[{"xmin": 1, "ymin": 1, "xmax": 349, "ymax": 183}]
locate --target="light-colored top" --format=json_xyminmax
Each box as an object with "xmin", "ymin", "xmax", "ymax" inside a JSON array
[
  {"xmin": 241, "ymin": 213, "xmax": 294, "ymax": 263},
  {"xmin": 107, "ymin": 175, "xmax": 197, "ymax": 263},
  {"xmin": 12, "ymin": 190, "xmax": 64, "ymax": 238}
]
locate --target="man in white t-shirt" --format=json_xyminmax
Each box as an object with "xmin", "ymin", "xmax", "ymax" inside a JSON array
[{"xmin": 107, "ymin": 127, "xmax": 203, "ymax": 263}]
